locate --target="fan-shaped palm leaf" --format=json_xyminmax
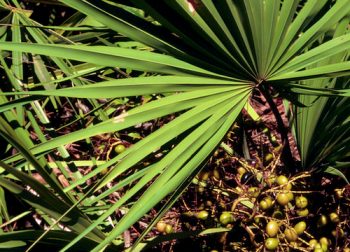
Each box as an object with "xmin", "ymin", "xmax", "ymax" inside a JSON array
[{"xmin": 0, "ymin": 0, "xmax": 349, "ymax": 250}]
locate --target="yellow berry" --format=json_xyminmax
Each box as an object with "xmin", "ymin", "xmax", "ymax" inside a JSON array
[
  {"xmin": 294, "ymin": 221, "xmax": 306, "ymax": 235},
  {"xmin": 331, "ymin": 227, "xmax": 344, "ymax": 238},
  {"xmin": 309, "ymin": 239, "xmax": 318, "ymax": 249},
  {"xmin": 287, "ymin": 191, "xmax": 294, "ymax": 201},
  {"xmin": 164, "ymin": 224, "xmax": 173, "ymax": 234},
  {"xmin": 334, "ymin": 188, "xmax": 343, "ymax": 199},
  {"xmin": 156, "ymin": 221, "xmax": 167, "ymax": 233},
  {"xmin": 265, "ymin": 238, "xmax": 279, "ymax": 250},
  {"xmin": 219, "ymin": 212, "xmax": 234, "ymax": 225},
  {"xmin": 114, "ymin": 144, "xmax": 126, "ymax": 154},
  {"xmin": 260, "ymin": 196, "xmax": 273, "ymax": 210},
  {"xmin": 296, "ymin": 208, "xmax": 309, "ymax": 217},
  {"xmin": 199, "ymin": 171, "xmax": 210, "ymax": 181},
  {"xmin": 284, "ymin": 228, "xmax": 298, "ymax": 242},
  {"xmin": 295, "ymin": 196, "xmax": 308, "ymax": 209},
  {"xmin": 248, "ymin": 187, "xmax": 260, "ymax": 198},
  {"xmin": 319, "ymin": 237, "xmax": 329, "ymax": 247},
  {"xmin": 276, "ymin": 175, "xmax": 289, "ymax": 185},
  {"xmin": 237, "ymin": 167, "xmax": 246, "ymax": 175},
  {"xmin": 197, "ymin": 210, "xmax": 209, "ymax": 220},
  {"xmin": 317, "ymin": 215, "xmax": 328, "ymax": 228},
  {"xmin": 266, "ymin": 220, "xmax": 279, "ymax": 237},
  {"xmin": 212, "ymin": 169, "xmax": 220, "ymax": 179},
  {"xmin": 276, "ymin": 192, "xmax": 290, "ymax": 206},
  {"xmin": 265, "ymin": 153, "xmax": 273, "ymax": 163},
  {"xmin": 329, "ymin": 212, "xmax": 339, "ymax": 223},
  {"xmin": 100, "ymin": 168, "xmax": 108, "ymax": 175}
]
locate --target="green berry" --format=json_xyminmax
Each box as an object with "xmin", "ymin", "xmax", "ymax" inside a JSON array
[
  {"xmin": 309, "ymin": 239, "xmax": 318, "ymax": 249},
  {"xmin": 294, "ymin": 221, "xmax": 306, "ymax": 235},
  {"xmin": 114, "ymin": 144, "xmax": 126, "ymax": 154},
  {"xmin": 276, "ymin": 175, "xmax": 293, "ymax": 190},
  {"xmin": 296, "ymin": 208, "xmax": 309, "ymax": 217},
  {"xmin": 295, "ymin": 196, "xmax": 308, "ymax": 209},
  {"xmin": 276, "ymin": 175, "xmax": 288, "ymax": 186},
  {"xmin": 329, "ymin": 212, "xmax": 339, "ymax": 223},
  {"xmin": 265, "ymin": 238, "xmax": 279, "ymax": 250},
  {"xmin": 266, "ymin": 220, "xmax": 279, "ymax": 237},
  {"xmin": 260, "ymin": 196, "xmax": 273, "ymax": 210},
  {"xmin": 287, "ymin": 191, "xmax": 294, "ymax": 201},
  {"xmin": 284, "ymin": 228, "xmax": 298, "ymax": 242},
  {"xmin": 219, "ymin": 212, "xmax": 234, "ymax": 225},
  {"xmin": 319, "ymin": 237, "xmax": 329, "ymax": 247},
  {"xmin": 313, "ymin": 243, "xmax": 325, "ymax": 252},
  {"xmin": 317, "ymin": 215, "xmax": 328, "ymax": 228},
  {"xmin": 248, "ymin": 187, "xmax": 260, "ymax": 197},
  {"xmin": 276, "ymin": 192, "xmax": 290, "ymax": 206},
  {"xmin": 265, "ymin": 153, "xmax": 273, "ymax": 163},
  {"xmin": 164, "ymin": 224, "xmax": 173, "ymax": 234},
  {"xmin": 197, "ymin": 210, "xmax": 209, "ymax": 220}
]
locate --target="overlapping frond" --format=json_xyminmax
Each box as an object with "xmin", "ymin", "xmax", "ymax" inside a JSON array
[{"xmin": 0, "ymin": 0, "xmax": 348, "ymax": 250}]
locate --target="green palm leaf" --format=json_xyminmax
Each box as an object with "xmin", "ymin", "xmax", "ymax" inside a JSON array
[{"xmin": 0, "ymin": 0, "xmax": 349, "ymax": 250}]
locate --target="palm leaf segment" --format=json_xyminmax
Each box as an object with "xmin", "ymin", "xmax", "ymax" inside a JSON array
[{"xmin": 0, "ymin": 0, "xmax": 349, "ymax": 250}]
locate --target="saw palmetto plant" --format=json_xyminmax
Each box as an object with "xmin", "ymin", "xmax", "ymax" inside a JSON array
[{"xmin": 0, "ymin": 0, "xmax": 349, "ymax": 251}]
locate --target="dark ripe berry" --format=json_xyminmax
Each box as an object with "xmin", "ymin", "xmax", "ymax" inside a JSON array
[
  {"xmin": 241, "ymin": 172, "xmax": 255, "ymax": 184},
  {"xmin": 265, "ymin": 238, "xmax": 279, "ymax": 250},
  {"xmin": 272, "ymin": 210, "xmax": 284, "ymax": 219}
]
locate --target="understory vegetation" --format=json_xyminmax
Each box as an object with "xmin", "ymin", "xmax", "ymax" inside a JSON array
[{"xmin": 0, "ymin": 0, "xmax": 349, "ymax": 251}]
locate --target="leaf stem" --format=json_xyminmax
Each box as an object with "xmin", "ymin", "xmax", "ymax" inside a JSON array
[{"xmin": 259, "ymin": 84, "xmax": 296, "ymax": 171}]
